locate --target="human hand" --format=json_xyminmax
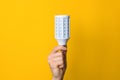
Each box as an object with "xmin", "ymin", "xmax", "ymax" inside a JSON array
[{"xmin": 48, "ymin": 45, "xmax": 67, "ymax": 80}]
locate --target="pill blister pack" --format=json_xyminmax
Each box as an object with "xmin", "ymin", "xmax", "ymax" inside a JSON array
[{"xmin": 55, "ymin": 15, "xmax": 70, "ymax": 39}]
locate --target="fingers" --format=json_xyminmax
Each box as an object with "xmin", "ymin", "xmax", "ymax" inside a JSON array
[
  {"xmin": 48, "ymin": 52, "xmax": 65, "ymax": 59},
  {"xmin": 51, "ymin": 45, "xmax": 67, "ymax": 54},
  {"xmin": 48, "ymin": 51, "xmax": 66, "ymax": 69},
  {"xmin": 48, "ymin": 46, "xmax": 67, "ymax": 69}
]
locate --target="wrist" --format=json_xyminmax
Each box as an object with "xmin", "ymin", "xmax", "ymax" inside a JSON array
[{"xmin": 52, "ymin": 77, "xmax": 63, "ymax": 80}]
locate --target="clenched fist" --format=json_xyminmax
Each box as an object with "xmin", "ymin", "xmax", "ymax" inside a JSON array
[{"xmin": 48, "ymin": 46, "xmax": 67, "ymax": 80}]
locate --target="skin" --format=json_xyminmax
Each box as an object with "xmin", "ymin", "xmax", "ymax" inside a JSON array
[{"xmin": 48, "ymin": 45, "xmax": 67, "ymax": 80}]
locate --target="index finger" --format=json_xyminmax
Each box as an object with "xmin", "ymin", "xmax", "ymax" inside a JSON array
[{"xmin": 51, "ymin": 45, "xmax": 67, "ymax": 54}]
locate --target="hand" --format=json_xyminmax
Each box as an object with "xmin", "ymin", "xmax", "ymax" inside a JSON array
[{"xmin": 48, "ymin": 45, "xmax": 67, "ymax": 80}]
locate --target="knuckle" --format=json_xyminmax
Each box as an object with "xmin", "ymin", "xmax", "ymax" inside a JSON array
[{"xmin": 59, "ymin": 65, "xmax": 64, "ymax": 68}]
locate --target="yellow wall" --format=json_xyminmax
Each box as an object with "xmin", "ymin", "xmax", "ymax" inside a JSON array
[{"xmin": 0, "ymin": 0, "xmax": 120, "ymax": 80}]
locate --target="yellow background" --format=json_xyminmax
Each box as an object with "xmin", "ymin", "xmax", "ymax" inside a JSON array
[{"xmin": 0, "ymin": 0, "xmax": 120, "ymax": 80}]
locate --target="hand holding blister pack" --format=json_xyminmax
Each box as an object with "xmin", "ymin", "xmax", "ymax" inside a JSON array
[{"xmin": 55, "ymin": 15, "xmax": 70, "ymax": 46}]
